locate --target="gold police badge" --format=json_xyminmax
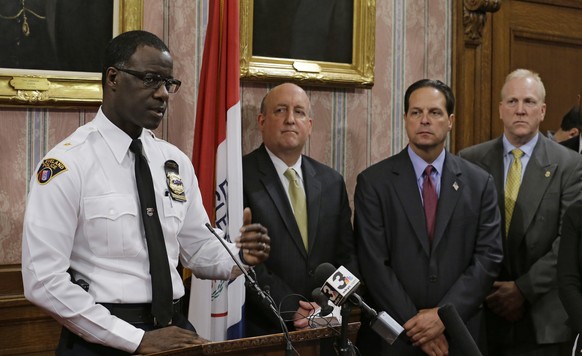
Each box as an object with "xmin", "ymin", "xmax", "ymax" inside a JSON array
[{"xmin": 165, "ymin": 160, "xmax": 186, "ymax": 202}]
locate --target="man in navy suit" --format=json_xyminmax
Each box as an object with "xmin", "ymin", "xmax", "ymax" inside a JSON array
[
  {"xmin": 355, "ymin": 79, "xmax": 503, "ymax": 355},
  {"xmin": 556, "ymin": 104, "xmax": 582, "ymax": 153},
  {"xmin": 242, "ymin": 83, "xmax": 358, "ymax": 337},
  {"xmin": 460, "ymin": 69, "xmax": 582, "ymax": 355}
]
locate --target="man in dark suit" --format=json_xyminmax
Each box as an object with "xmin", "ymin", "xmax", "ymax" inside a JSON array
[
  {"xmin": 460, "ymin": 69, "xmax": 582, "ymax": 355},
  {"xmin": 557, "ymin": 105, "xmax": 582, "ymax": 153},
  {"xmin": 355, "ymin": 79, "xmax": 503, "ymax": 355},
  {"xmin": 242, "ymin": 83, "xmax": 358, "ymax": 337}
]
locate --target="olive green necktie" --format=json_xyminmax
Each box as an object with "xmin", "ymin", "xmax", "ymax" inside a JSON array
[
  {"xmin": 505, "ymin": 148, "xmax": 524, "ymax": 235},
  {"xmin": 284, "ymin": 168, "xmax": 308, "ymax": 250}
]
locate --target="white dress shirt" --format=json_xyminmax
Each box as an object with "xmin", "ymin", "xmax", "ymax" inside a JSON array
[{"xmin": 22, "ymin": 108, "xmax": 242, "ymax": 352}]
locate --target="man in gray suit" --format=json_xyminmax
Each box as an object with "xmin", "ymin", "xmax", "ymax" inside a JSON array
[
  {"xmin": 355, "ymin": 79, "xmax": 503, "ymax": 355},
  {"xmin": 460, "ymin": 69, "xmax": 582, "ymax": 355},
  {"xmin": 242, "ymin": 83, "xmax": 358, "ymax": 338}
]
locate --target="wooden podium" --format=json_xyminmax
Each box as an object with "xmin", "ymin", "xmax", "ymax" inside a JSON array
[{"xmin": 149, "ymin": 322, "xmax": 360, "ymax": 356}]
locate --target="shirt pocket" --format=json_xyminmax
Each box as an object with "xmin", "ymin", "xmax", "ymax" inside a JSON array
[
  {"xmin": 83, "ymin": 194, "xmax": 143, "ymax": 257},
  {"xmin": 162, "ymin": 194, "xmax": 186, "ymax": 237}
]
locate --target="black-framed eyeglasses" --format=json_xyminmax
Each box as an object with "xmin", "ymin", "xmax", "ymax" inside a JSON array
[{"xmin": 114, "ymin": 67, "xmax": 181, "ymax": 93}]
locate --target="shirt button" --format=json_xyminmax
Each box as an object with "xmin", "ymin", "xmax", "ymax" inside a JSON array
[
  {"xmin": 429, "ymin": 275, "xmax": 438, "ymax": 283},
  {"xmin": 109, "ymin": 209, "xmax": 115, "ymax": 216},
  {"xmin": 308, "ymin": 269, "xmax": 314, "ymax": 276}
]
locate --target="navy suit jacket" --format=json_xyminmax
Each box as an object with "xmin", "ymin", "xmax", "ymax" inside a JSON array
[
  {"xmin": 355, "ymin": 148, "xmax": 503, "ymax": 355},
  {"xmin": 242, "ymin": 144, "xmax": 358, "ymax": 336},
  {"xmin": 560, "ymin": 135, "xmax": 581, "ymax": 153},
  {"xmin": 558, "ymin": 200, "xmax": 582, "ymax": 334},
  {"xmin": 460, "ymin": 134, "xmax": 582, "ymax": 344}
]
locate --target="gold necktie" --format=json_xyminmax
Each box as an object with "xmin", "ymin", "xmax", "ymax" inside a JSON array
[
  {"xmin": 505, "ymin": 148, "xmax": 524, "ymax": 235},
  {"xmin": 284, "ymin": 168, "xmax": 308, "ymax": 250}
]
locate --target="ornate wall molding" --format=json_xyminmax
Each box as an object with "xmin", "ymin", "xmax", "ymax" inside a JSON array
[{"xmin": 463, "ymin": 0, "xmax": 501, "ymax": 44}]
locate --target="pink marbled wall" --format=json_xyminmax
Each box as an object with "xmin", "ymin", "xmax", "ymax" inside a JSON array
[
  {"xmin": 0, "ymin": 0, "xmax": 451, "ymax": 265},
  {"xmin": 0, "ymin": 109, "xmax": 27, "ymax": 264}
]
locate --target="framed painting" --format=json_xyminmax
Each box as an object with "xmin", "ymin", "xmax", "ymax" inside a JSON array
[
  {"xmin": 240, "ymin": 0, "xmax": 376, "ymax": 88},
  {"xmin": 0, "ymin": 0, "xmax": 143, "ymax": 107}
]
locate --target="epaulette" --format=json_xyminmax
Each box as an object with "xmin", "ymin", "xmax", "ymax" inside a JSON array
[
  {"xmin": 54, "ymin": 125, "xmax": 98, "ymax": 152},
  {"xmin": 147, "ymin": 130, "xmax": 164, "ymax": 142}
]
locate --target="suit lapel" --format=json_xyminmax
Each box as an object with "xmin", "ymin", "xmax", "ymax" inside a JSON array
[
  {"xmin": 392, "ymin": 150, "xmax": 431, "ymax": 257},
  {"xmin": 478, "ymin": 138, "xmax": 506, "ymax": 236},
  {"xmin": 303, "ymin": 159, "xmax": 321, "ymax": 254},
  {"xmin": 508, "ymin": 136, "xmax": 556, "ymax": 250},
  {"xmin": 256, "ymin": 146, "xmax": 308, "ymax": 257},
  {"xmin": 432, "ymin": 153, "xmax": 463, "ymax": 250}
]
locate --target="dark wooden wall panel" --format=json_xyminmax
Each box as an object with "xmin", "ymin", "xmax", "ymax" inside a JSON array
[
  {"xmin": 0, "ymin": 267, "xmax": 60, "ymax": 355},
  {"xmin": 452, "ymin": 1, "xmax": 500, "ymax": 152},
  {"xmin": 491, "ymin": 0, "xmax": 582, "ymax": 138},
  {"xmin": 453, "ymin": 0, "xmax": 582, "ymax": 151},
  {"xmin": 510, "ymin": 31, "xmax": 582, "ymax": 134}
]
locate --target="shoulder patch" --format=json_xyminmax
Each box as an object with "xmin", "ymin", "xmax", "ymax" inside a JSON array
[{"xmin": 36, "ymin": 158, "xmax": 68, "ymax": 185}]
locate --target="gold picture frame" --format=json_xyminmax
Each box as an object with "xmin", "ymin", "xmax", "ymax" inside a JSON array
[
  {"xmin": 240, "ymin": 0, "xmax": 375, "ymax": 88},
  {"xmin": 0, "ymin": 0, "xmax": 143, "ymax": 108}
]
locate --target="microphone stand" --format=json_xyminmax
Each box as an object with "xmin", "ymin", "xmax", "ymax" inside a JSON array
[
  {"xmin": 338, "ymin": 302, "xmax": 352, "ymax": 355},
  {"xmin": 205, "ymin": 223, "xmax": 293, "ymax": 356}
]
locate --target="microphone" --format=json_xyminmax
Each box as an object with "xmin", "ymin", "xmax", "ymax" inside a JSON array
[
  {"xmin": 437, "ymin": 304, "xmax": 482, "ymax": 356},
  {"xmin": 312, "ymin": 288, "xmax": 334, "ymax": 316},
  {"xmin": 315, "ymin": 263, "xmax": 404, "ymax": 345},
  {"xmin": 205, "ymin": 223, "xmax": 293, "ymax": 355},
  {"xmin": 310, "ymin": 288, "xmax": 341, "ymax": 328}
]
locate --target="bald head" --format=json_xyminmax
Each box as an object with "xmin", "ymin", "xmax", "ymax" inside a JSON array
[
  {"xmin": 258, "ymin": 83, "xmax": 313, "ymax": 166},
  {"xmin": 260, "ymin": 83, "xmax": 311, "ymax": 116}
]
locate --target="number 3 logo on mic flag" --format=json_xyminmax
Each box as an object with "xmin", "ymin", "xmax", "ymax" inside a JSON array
[{"xmin": 321, "ymin": 266, "xmax": 360, "ymax": 305}]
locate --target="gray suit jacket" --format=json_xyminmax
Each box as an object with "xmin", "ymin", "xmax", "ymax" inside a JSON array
[
  {"xmin": 355, "ymin": 148, "xmax": 503, "ymax": 355},
  {"xmin": 459, "ymin": 134, "xmax": 582, "ymax": 343},
  {"xmin": 242, "ymin": 144, "xmax": 358, "ymax": 336}
]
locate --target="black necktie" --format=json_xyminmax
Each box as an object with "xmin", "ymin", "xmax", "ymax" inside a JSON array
[{"xmin": 129, "ymin": 139, "xmax": 173, "ymax": 326}]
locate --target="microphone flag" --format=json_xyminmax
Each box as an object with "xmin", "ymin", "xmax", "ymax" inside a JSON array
[
  {"xmin": 316, "ymin": 263, "xmax": 404, "ymax": 345},
  {"xmin": 321, "ymin": 265, "xmax": 361, "ymax": 306}
]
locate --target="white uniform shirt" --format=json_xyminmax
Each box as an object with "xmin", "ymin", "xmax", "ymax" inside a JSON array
[{"xmin": 21, "ymin": 109, "xmax": 242, "ymax": 352}]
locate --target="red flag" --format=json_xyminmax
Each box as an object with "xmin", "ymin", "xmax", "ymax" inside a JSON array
[
  {"xmin": 193, "ymin": 0, "xmax": 239, "ymax": 218},
  {"xmin": 189, "ymin": 0, "xmax": 244, "ymax": 340}
]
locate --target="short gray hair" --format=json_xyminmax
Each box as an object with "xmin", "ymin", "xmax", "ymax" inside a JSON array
[{"xmin": 501, "ymin": 69, "xmax": 546, "ymax": 102}]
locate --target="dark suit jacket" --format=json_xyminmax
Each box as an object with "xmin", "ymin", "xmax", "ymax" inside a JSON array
[
  {"xmin": 459, "ymin": 134, "xmax": 582, "ymax": 344},
  {"xmin": 558, "ymin": 200, "xmax": 582, "ymax": 334},
  {"xmin": 560, "ymin": 135, "xmax": 580, "ymax": 153},
  {"xmin": 242, "ymin": 144, "xmax": 358, "ymax": 336},
  {"xmin": 354, "ymin": 148, "xmax": 503, "ymax": 355}
]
